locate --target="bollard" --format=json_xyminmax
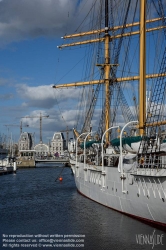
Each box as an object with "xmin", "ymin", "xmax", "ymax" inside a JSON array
[{"xmin": 13, "ymin": 162, "xmax": 17, "ymax": 174}]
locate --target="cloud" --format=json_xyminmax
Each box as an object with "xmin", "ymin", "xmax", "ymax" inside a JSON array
[
  {"xmin": 18, "ymin": 108, "xmax": 77, "ymax": 142},
  {"xmin": 16, "ymin": 83, "xmax": 80, "ymax": 108},
  {"xmin": 0, "ymin": 77, "xmax": 10, "ymax": 85},
  {"xmin": 0, "ymin": 0, "xmax": 87, "ymax": 47},
  {"xmin": 0, "ymin": 93, "xmax": 14, "ymax": 100}
]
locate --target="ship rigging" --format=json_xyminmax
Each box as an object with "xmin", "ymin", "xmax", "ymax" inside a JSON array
[{"xmin": 52, "ymin": 0, "xmax": 166, "ymax": 227}]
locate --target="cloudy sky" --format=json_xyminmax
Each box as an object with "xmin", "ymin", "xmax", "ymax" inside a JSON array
[
  {"xmin": 1, "ymin": 0, "xmax": 165, "ymax": 145},
  {"xmin": 0, "ymin": 0, "xmax": 94, "ymax": 144}
]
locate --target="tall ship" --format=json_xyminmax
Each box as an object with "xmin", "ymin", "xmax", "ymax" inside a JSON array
[{"xmin": 53, "ymin": 0, "xmax": 166, "ymax": 227}]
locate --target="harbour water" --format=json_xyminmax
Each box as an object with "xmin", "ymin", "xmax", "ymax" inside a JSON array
[{"xmin": 0, "ymin": 164, "xmax": 165, "ymax": 250}]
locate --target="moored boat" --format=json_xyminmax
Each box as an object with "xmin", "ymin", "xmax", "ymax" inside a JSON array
[{"xmin": 52, "ymin": 0, "xmax": 166, "ymax": 227}]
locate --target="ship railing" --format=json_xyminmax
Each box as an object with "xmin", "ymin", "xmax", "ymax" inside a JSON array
[
  {"xmin": 137, "ymin": 153, "xmax": 166, "ymax": 169},
  {"xmin": 135, "ymin": 154, "xmax": 166, "ymax": 177}
]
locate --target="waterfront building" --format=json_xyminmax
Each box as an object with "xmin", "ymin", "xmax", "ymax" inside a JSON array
[
  {"xmin": 50, "ymin": 132, "xmax": 66, "ymax": 157},
  {"xmin": 18, "ymin": 132, "xmax": 33, "ymax": 151},
  {"xmin": 34, "ymin": 143, "xmax": 49, "ymax": 157}
]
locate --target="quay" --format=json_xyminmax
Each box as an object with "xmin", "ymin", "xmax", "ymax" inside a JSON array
[
  {"xmin": 13, "ymin": 150, "xmax": 70, "ymax": 168},
  {"xmin": 17, "ymin": 150, "xmax": 70, "ymax": 168},
  {"xmin": 0, "ymin": 158, "xmax": 70, "ymax": 172},
  {"xmin": 17, "ymin": 158, "xmax": 70, "ymax": 168},
  {"xmin": 0, "ymin": 152, "xmax": 70, "ymax": 173}
]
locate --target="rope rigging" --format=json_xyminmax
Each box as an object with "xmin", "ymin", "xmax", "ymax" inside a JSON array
[
  {"xmin": 74, "ymin": 0, "xmax": 104, "ymax": 132},
  {"xmin": 137, "ymin": 0, "xmax": 166, "ymax": 163},
  {"xmin": 110, "ymin": 0, "xmax": 138, "ymax": 126},
  {"xmin": 97, "ymin": 0, "xmax": 137, "ymax": 138},
  {"xmin": 53, "ymin": 0, "xmax": 166, "ymax": 148}
]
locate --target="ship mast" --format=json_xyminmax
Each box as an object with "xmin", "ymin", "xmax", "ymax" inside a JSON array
[
  {"xmin": 104, "ymin": 0, "xmax": 111, "ymax": 143},
  {"xmin": 53, "ymin": 0, "xmax": 166, "ymax": 138},
  {"xmin": 139, "ymin": 0, "xmax": 146, "ymax": 135}
]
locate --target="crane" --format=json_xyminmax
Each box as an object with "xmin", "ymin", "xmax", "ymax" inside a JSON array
[
  {"xmin": 20, "ymin": 113, "xmax": 49, "ymax": 143},
  {"xmin": 4, "ymin": 122, "xmax": 29, "ymax": 135},
  {"xmin": 60, "ymin": 126, "xmax": 73, "ymax": 147}
]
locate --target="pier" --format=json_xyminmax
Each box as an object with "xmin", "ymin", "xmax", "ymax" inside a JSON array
[
  {"xmin": 35, "ymin": 157, "xmax": 69, "ymax": 164},
  {"xmin": 17, "ymin": 150, "xmax": 70, "ymax": 168},
  {"xmin": 16, "ymin": 157, "xmax": 70, "ymax": 168}
]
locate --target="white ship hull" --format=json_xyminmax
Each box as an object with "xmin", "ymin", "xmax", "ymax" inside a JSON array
[{"xmin": 70, "ymin": 159, "xmax": 166, "ymax": 227}]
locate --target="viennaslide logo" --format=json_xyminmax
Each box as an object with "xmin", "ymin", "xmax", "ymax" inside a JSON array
[{"xmin": 136, "ymin": 230, "xmax": 164, "ymax": 249}]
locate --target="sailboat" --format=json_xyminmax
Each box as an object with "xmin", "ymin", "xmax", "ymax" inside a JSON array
[{"xmin": 53, "ymin": 0, "xmax": 166, "ymax": 227}]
